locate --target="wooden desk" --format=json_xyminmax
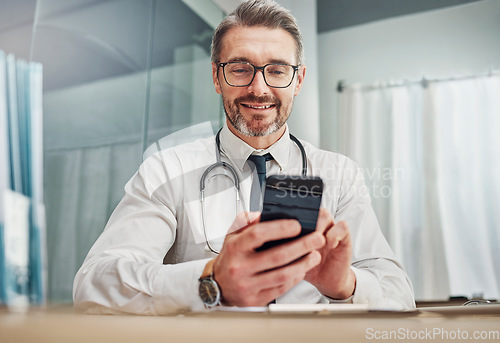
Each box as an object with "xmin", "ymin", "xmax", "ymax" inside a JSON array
[{"xmin": 1, "ymin": 305, "xmax": 499, "ymax": 343}]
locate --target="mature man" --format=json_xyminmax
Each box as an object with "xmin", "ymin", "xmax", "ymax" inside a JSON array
[{"xmin": 73, "ymin": 0, "xmax": 415, "ymax": 314}]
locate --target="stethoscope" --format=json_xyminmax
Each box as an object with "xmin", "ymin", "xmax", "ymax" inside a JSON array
[{"xmin": 200, "ymin": 128, "xmax": 308, "ymax": 254}]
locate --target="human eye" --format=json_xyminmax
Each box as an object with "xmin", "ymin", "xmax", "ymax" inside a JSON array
[
  {"xmin": 228, "ymin": 63, "xmax": 252, "ymax": 75},
  {"xmin": 266, "ymin": 65, "xmax": 289, "ymax": 76}
]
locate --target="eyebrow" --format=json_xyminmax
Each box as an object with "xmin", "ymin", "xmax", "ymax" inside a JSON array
[{"xmin": 226, "ymin": 57, "xmax": 293, "ymax": 65}]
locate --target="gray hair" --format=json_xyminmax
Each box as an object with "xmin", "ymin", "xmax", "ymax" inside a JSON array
[{"xmin": 211, "ymin": 0, "xmax": 304, "ymax": 65}]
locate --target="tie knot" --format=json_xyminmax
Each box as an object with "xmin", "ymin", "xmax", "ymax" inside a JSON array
[{"xmin": 247, "ymin": 153, "xmax": 273, "ymax": 175}]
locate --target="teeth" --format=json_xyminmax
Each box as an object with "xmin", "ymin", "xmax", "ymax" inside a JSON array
[{"xmin": 246, "ymin": 104, "xmax": 272, "ymax": 109}]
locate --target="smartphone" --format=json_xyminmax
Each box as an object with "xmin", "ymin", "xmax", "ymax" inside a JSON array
[{"xmin": 256, "ymin": 175, "xmax": 323, "ymax": 251}]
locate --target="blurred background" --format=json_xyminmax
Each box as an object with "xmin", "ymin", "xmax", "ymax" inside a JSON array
[{"xmin": 0, "ymin": 0, "xmax": 499, "ymax": 304}]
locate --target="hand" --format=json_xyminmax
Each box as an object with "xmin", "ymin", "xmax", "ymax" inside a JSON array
[
  {"xmin": 212, "ymin": 212, "xmax": 325, "ymax": 307},
  {"xmin": 305, "ymin": 208, "xmax": 356, "ymax": 300}
]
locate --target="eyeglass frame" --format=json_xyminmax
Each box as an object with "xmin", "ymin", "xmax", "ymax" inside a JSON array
[{"xmin": 217, "ymin": 61, "xmax": 300, "ymax": 89}]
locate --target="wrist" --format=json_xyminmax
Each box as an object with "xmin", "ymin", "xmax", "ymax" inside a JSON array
[
  {"xmin": 339, "ymin": 270, "xmax": 356, "ymax": 299},
  {"xmin": 198, "ymin": 259, "xmax": 222, "ymax": 308},
  {"xmin": 211, "ymin": 257, "xmax": 227, "ymax": 305},
  {"xmin": 200, "ymin": 259, "xmax": 216, "ymax": 279},
  {"xmin": 323, "ymin": 270, "xmax": 356, "ymax": 300}
]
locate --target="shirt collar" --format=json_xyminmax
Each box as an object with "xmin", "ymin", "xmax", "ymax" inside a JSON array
[{"xmin": 219, "ymin": 122, "xmax": 291, "ymax": 172}]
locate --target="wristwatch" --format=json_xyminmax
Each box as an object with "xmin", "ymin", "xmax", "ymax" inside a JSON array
[{"xmin": 198, "ymin": 259, "xmax": 221, "ymax": 308}]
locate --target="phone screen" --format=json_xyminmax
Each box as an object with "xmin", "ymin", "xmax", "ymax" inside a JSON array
[{"xmin": 256, "ymin": 175, "xmax": 323, "ymax": 251}]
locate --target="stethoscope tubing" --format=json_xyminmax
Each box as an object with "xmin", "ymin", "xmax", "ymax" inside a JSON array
[{"xmin": 200, "ymin": 128, "xmax": 307, "ymax": 254}]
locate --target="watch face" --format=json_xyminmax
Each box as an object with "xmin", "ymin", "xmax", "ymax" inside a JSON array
[{"xmin": 199, "ymin": 278, "xmax": 221, "ymax": 307}]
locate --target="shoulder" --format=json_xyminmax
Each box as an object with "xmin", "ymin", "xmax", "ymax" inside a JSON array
[
  {"xmin": 134, "ymin": 136, "xmax": 216, "ymax": 195},
  {"xmin": 154, "ymin": 135, "xmax": 216, "ymax": 159},
  {"xmin": 298, "ymin": 139, "xmax": 360, "ymax": 174},
  {"xmin": 143, "ymin": 135, "xmax": 215, "ymax": 168},
  {"xmin": 295, "ymin": 139, "xmax": 370, "ymax": 212}
]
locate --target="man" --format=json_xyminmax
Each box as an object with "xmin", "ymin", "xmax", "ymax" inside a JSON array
[{"xmin": 73, "ymin": 0, "xmax": 415, "ymax": 314}]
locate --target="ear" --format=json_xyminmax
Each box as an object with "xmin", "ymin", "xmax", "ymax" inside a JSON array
[
  {"xmin": 293, "ymin": 65, "xmax": 306, "ymax": 96},
  {"xmin": 212, "ymin": 62, "xmax": 222, "ymax": 94}
]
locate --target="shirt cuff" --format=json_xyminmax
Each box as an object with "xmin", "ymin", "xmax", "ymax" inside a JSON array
[
  {"xmin": 323, "ymin": 294, "xmax": 354, "ymax": 303},
  {"xmin": 350, "ymin": 266, "xmax": 382, "ymax": 307},
  {"xmin": 152, "ymin": 258, "xmax": 211, "ymax": 314}
]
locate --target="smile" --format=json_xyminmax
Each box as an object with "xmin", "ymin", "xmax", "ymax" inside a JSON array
[{"xmin": 241, "ymin": 104, "xmax": 275, "ymax": 109}]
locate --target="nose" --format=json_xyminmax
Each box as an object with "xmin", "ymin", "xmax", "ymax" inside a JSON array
[{"xmin": 247, "ymin": 69, "xmax": 270, "ymax": 96}]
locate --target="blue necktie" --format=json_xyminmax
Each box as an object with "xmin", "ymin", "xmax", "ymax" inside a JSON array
[
  {"xmin": 247, "ymin": 153, "xmax": 276, "ymax": 304},
  {"xmin": 247, "ymin": 153, "xmax": 273, "ymax": 211}
]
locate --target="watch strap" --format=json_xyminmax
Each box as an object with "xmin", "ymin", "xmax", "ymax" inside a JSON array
[
  {"xmin": 199, "ymin": 259, "xmax": 222, "ymax": 308},
  {"xmin": 200, "ymin": 259, "xmax": 215, "ymax": 279}
]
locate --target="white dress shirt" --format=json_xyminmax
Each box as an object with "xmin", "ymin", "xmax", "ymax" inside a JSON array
[{"xmin": 73, "ymin": 124, "xmax": 415, "ymax": 314}]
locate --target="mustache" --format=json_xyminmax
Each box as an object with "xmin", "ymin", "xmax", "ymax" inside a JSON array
[{"xmin": 235, "ymin": 94, "xmax": 281, "ymax": 107}]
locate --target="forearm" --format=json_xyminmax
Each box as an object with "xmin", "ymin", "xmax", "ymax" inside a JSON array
[
  {"xmin": 351, "ymin": 258, "xmax": 415, "ymax": 309},
  {"xmin": 73, "ymin": 256, "xmax": 210, "ymax": 315}
]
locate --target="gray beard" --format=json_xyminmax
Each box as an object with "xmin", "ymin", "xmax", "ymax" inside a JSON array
[{"xmin": 222, "ymin": 95, "xmax": 292, "ymax": 137}]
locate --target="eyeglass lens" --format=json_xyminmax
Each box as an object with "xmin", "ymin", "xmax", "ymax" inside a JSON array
[{"xmin": 223, "ymin": 63, "xmax": 295, "ymax": 88}]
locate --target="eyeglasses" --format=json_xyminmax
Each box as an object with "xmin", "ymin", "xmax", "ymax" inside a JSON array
[{"xmin": 218, "ymin": 62, "xmax": 299, "ymax": 88}]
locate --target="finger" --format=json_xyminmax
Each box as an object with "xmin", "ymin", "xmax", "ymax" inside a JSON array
[
  {"xmin": 325, "ymin": 220, "xmax": 350, "ymax": 249},
  {"xmin": 256, "ymin": 278, "xmax": 302, "ymax": 305},
  {"xmin": 315, "ymin": 208, "xmax": 335, "ymax": 235},
  {"xmin": 227, "ymin": 211, "xmax": 261, "ymax": 234},
  {"xmin": 248, "ymin": 211, "xmax": 261, "ymax": 223},
  {"xmin": 251, "ymin": 232, "xmax": 325, "ymax": 272},
  {"xmin": 254, "ymin": 250, "xmax": 321, "ymax": 289},
  {"xmin": 235, "ymin": 219, "xmax": 302, "ymax": 252}
]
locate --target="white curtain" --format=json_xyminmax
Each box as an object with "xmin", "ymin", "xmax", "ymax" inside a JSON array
[{"xmin": 337, "ymin": 74, "xmax": 500, "ymax": 301}]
